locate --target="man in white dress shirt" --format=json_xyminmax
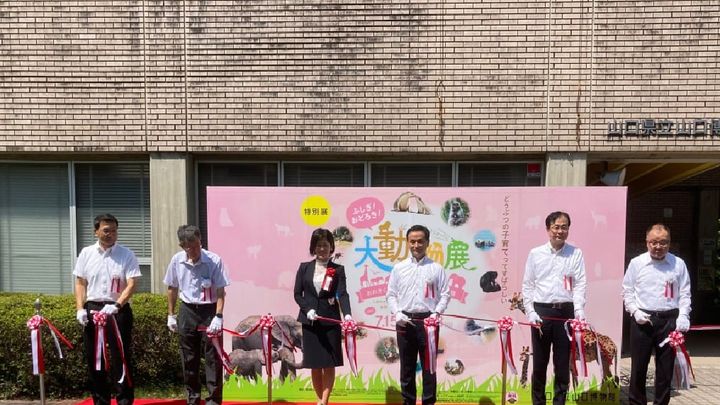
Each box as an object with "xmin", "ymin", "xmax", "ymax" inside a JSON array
[
  {"xmin": 74, "ymin": 213, "xmax": 141, "ymax": 405},
  {"xmin": 386, "ymin": 224, "xmax": 450, "ymax": 405},
  {"xmin": 164, "ymin": 225, "xmax": 230, "ymax": 405},
  {"xmin": 622, "ymin": 223, "xmax": 691, "ymax": 405},
  {"xmin": 522, "ymin": 211, "xmax": 587, "ymax": 405}
]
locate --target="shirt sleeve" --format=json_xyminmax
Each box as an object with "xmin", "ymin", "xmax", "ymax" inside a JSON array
[
  {"xmin": 163, "ymin": 256, "xmax": 179, "ymax": 288},
  {"xmin": 571, "ymin": 248, "xmax": 587, "ymax": 311},
  {"xmin": 72, "ymin": 249, "xmax": 88, "ymax": 279},
  {"xmin": 212, "ymin": 257, "xmax": 230, "ymax": 288},
  {"xmin": 521, "ymin": 251, "xmax": 536, "ymax": 315},
  {"xmin": 433, "ymin": 265, "xmax": 451, "ymax": 314},
  {"xmin": 386, "ymin": 264, "xmax": 400, "ymax": 314},
  {"xmin": 677, "ymin": 260, "xmax": 692, "ymax": 317},
  {"xmin": 124, "ymin": 251, "xmax": 142, "ymax": 279},
  {"xmin": 622, "ymin": 260, "xmax": 639, "ymax": 315}
]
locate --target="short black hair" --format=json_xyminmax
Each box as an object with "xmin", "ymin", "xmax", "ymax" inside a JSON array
[
  {"xmin": 545, "ymin": 211, "xmax": 571, "ymax": 229},
  {"xmin": 177, "ymin": 225, "xmax": 202, "ymax": 245},
  {"xmin": 309, "ymin": 228, "xmax": 335, "ymax": 256},
  {"xmin": 94, "ymin": 213, "xmax": 118, "ymax": 230},
  {"xmin": 406, "ymin": 224, "xmax": 430, "ymax": 241},
  {"xmin": 646, "ymin": 223, "xmax": 671, "ymax": 239}
]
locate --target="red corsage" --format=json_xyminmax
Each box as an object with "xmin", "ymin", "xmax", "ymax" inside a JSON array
[{"xmin": 321, "ymin": 267, "xmax": 336, "ymax": 291}]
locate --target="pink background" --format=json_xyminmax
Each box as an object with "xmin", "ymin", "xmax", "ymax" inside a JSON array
[{"xmin": 207, "ymin": 186, "xmax": 627, "ymax": 386}]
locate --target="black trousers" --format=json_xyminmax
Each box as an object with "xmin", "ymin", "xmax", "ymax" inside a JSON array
[
  {"xmin": 82, "ymin": 301, "xmax": 134, "ymax": 405},
  {"xmin": 178, "ymin": 302, "xmax": 223, "ymax": 405},
  {"xmin": 396, "ymin": 313, "xmax": 437, "ymax": 405},
  {"xmin": 531, "ymin": 303, "xmax": 573, "ymax": 405},
  {"xmin": 628, "ymin": 309, "xmax": 678, "ymax": 405}
]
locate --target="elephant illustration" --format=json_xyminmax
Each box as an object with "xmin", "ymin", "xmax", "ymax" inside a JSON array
[
  {"xmin": 228, "ymin": 349, "xmax": 279, "ymax": 381},
  {"xmin": 232, "ymin": 314, "xmax": 303, "ymax": 382}
]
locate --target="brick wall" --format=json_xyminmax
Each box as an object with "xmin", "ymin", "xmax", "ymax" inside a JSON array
[{"xmin": 0, "ymin": 0, "xmax": 718, "ymax": 153}]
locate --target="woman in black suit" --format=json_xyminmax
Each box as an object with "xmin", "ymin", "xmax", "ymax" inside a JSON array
[{"xmin": 294, "ymin": 228, "xmax": 352, "ymax": 405}]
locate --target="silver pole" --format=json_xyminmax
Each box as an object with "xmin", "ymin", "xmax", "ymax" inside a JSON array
[{"xmin": 34, "ymin": 298, "xmax": 46, "ymax": 405}]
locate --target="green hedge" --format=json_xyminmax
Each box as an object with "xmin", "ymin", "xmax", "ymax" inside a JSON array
[{"xmin": 0, "ymin": 293, "xmax": 182, "ymax": 399}]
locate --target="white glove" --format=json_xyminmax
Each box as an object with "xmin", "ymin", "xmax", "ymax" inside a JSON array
[
  {"xmin": 574, "ymin": 310, "xmax": 586, "ymax": 321},
  {"xmin": 633, "ymin": 309, "xmax": 651, "ymax": 325},
  {"xmin": 76, "ymin": 309, "xmax": 88, "ymax": 326},
  {"xmin": 344, "ymin": 314, "xmax": 353, "ymax": 321},
  {"xmin": 167, "ymin": 315, "xmax": 178, "ymax": 332},
  {"xmin": 675, "ymin": 315, "xmax": 690, "ymax": 332},
  {"xmin": 306, "ymin": 309, "xmax": 317, "ymax": 321},
  {"xmin": 208, "ymin": 316, "xmax": 223, "ymax": 334},
  {"xmin": 527, "ymin": 312, "xmax": 543, "ymax": 325},
  {"xmin": 100, "ymin": 304, "xmax": 119, "ymax": 315},
  {"xmin": 395, "ymin": 312, "xmax": 410, "ymax": 326}
]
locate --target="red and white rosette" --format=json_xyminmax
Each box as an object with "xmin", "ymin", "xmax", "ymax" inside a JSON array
[
  {"xmin": 341, "ymin": 318, "xmax": 359, "ymax": 376},
  {"xmin": 92, "ymin": 311, "xmax": 132, "ymax": 386},
  {"xmin": 423, "ymin": 316, "xmax": 440, "ymax": 374},
  {"xmin": 206, "ymin": 329, "xmax": 233, "ymax": 374},
  {"xmin": 660, "ymin": 330, "xmax": 694, "ymax": 390},
  {"xmin": 497, "ymin": 316, "xmax": 517, "ymax": 375},
  {"xmin": 93, "ymin": 311, "xmax": 109, "ymax": 373},
  {"xmin": 27, "ymin": 315, "xmax": 45, "ymax": 375},
  {"xmin": 259, "ymin": 314, "xmax": 275, "ymax": 377},
  {"xmin": 568, "ymin": 318, "xmax": 589, "ymax": 378},
  {"xmin": 26, "ymin": 314, "xmax": 73, "ymax": 375},
  {"xmin": 110, "ymin": 276, "xmax": 122, "ymax": 294},
  {"xmin": 321, "ymin": 267, "xmax": 336, "ymax": 291}
]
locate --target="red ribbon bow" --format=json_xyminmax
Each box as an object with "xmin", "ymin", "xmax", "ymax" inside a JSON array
[
  {"xmin": 26, "ymin": 314, "xmax": 73, "ymax": 375},
  {"xmin": 423, "ymin": 316, "xmax": 440, "ymax": 374},
  {"xmin": 92, "ymin": 311, "xmax": 131, "ymax": 386},
  {"xmin": 662, "ymin": 331, "xmax": 694, "ymax": 389},
  {"xmin": 568, "ymin": 319, "xmax": 590, "ymax": 378},
  {"xmin": 497, "ymin": 316, "xmax": 517, "ymax": 374}
]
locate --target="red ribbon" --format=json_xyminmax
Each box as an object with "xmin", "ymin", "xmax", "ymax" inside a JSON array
[
  {"xmin": 564, "ymin": 275, "xmax": 573, "ymax": 292},
  {"xmin": 206, "ymin": 329, "xmax": 234, "ymax": 374},
  {"xmin": 423, "ymin": 316, "xmax": 440, "ymax": 374},
  {"xmin": 27, "ymin": 315, "xmax": 45, "ymax": 375},
  {"xmin": 425, "ymin": 282, "xmax": 435, "ymax": 299},
  {"xmin": 92, "ymin": 311, "xmax": 132, "ymax": 386},
  {"xmin": 201, "ymin": 287, "xmax": 213, "ymax": 302},
  {"xmin": 321, "ymin": 267, "xmax": 336, "ymax": 291},
  {"xmin": 259, "ymin": 314, "xmax": 275, "ymax": 377},
  {"xmin": 660, "ymin": 331, "xmax": 694, "ymax": 389},
  {"xmin": 341, "ymin": 319, "xmax": 359, "ymax": 376},
  {"xmin": 111, "ymin": 277, "xmax": 122, "ymax": 294},
  {"xmin": 665, "ymin": 281, "xmax": 674, "ymax": 299},
  {"xmin": 497, "ymin": 316, "xmax": 517, "ymax": 375},
  {"xmin": 567, "ymin": 319, "xmax": 590, "ymax": 378}
]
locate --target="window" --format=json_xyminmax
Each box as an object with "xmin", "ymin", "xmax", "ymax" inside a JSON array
[
  {"xmin": 283, "ymin": 163, "xmax": 365, "ymax": 186},
  {"xmin": 457, "ymin": 163, "xmax": 543, "ymax": 186},
  {"xmin": 75, "ymin": 163, "xmax": 151, "ymax": 292},
  {"xmin": 371, "ymin": 163, "xmax": 453, "ymax": 187},
  {"xmin": 0, "ymin": 163, "xmax": 72, "ymax": 293}
]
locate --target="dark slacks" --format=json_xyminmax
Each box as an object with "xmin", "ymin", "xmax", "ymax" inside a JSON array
[
  {"xmin": 82, "ymin": 301, "xmax": 134, "ymax": 405},
  {"xmin": 396, "ymin": 313, "xmax": 437, "ymax": 405},
  {"xmin": 178, "ymin": 302, "xmax": 223, "ymax": 405},
  {"xmin": 628, "ymin": 309, "xmax": 678, "ymax": 405},
  {"xmin": 531, "ymin": 303, "xmax": 573, "ymax": 405}
]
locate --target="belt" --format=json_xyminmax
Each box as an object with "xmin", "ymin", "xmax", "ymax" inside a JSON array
[
  {"xmin": 181, "ymin": 301, "xmax": 215, "ymax": 310},
  {"xmin": 87, "ymin": 300, "xmax": 116, "ymax": 306},
  {"xmin": 402, "ymin": 311, "xmax": 432, "ymax": 320},
  {"xmin": 640, "ymin": 308, "xmax": 679, "ymax": 319},
  {"xmin": 535, "ymin": 302, "xmax": 573, "ymax": 310}
]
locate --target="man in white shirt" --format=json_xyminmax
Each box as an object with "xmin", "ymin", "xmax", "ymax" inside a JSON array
[
  {"xmin": 386, "ymin": 225, "xmax": 450, "ymax": 405},
  {"xmin": 622, "ymin": 223, "xmax": 691, "ymax": 405},
  {"xmin": 522, "ymin": 211, "xmax": 587, "ymax": 405},
  {"xmin": 164, "ymin": 225, "xmax": 230, "ymax": 405},
  {"xmin": 74, "ymin": 213, "xmax": 141, "ymax": 405}
]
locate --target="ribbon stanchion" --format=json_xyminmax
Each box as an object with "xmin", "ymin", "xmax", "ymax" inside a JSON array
[{"xmin": 659, "ymin": 331, "xmax": 694, "ymax": 390}]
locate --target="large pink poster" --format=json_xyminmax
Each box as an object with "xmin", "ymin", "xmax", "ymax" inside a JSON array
[{"xmin": 207, "ymin": 187, "xmax": 626, "ymax": 404}]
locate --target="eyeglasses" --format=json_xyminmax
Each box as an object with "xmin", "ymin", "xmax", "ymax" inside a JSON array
[
  {"xmin": 647, "ymin": 240, "xmax": 670, "ymax": 247},
  {"xmin": 550, "ymin": 225, "xmax": 569, "ymax": 231}
]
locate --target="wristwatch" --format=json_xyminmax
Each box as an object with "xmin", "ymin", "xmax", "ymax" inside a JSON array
[
  {"xmin": 215, "ymin": 313, "xmax": 223, "ymax": 318},
  {"xmin": 115, "ymin": 302, "xmax": 123, "ymax": 309}
]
